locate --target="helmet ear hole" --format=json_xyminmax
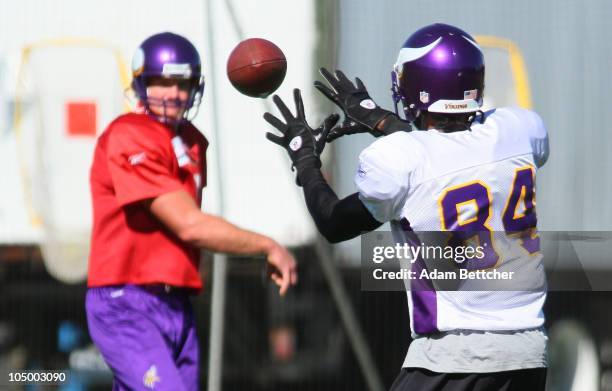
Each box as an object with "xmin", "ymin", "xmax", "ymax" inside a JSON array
[{"xmin": 131, "ymin": 79, "xmax": 145, "ymax": 100}]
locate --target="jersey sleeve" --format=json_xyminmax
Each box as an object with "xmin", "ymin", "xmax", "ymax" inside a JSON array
[
  {"xmin": 504, "ymin": 107, "xmax": 549, "ymax": 168},
  {"xmin": 106, "ymin": 124, "xmax": 183, "ymax": 206},
  {"xmin": 354, "ymin": 134, "xmax": 413, "ymax": 222},
  {"xmin": 525, "ymin": 110, "xmax": 549, "ymax": 168}
]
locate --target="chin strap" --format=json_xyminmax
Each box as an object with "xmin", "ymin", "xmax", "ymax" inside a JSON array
[
  {"xmin": 390, "ymin": 71, "xmax": 402, "ymax": 116},
  {"xmin": 469, "ymin": 110, "xmax": 486, "ymax": 126}
]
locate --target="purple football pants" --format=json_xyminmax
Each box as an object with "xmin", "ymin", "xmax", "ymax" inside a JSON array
[{"xmin": 86, "ymin": 285, "xmax": 199, "ymax": 391}]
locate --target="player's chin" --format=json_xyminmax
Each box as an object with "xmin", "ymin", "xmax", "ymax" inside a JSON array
[{"xmin": 150, "ymin": 107, "xmax": 183, "ymax": 121}]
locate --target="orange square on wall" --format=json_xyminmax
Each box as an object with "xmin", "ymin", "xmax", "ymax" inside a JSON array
[{"xmin": 66, "ymin": 101, "xmax": 97, "ymax": 136}]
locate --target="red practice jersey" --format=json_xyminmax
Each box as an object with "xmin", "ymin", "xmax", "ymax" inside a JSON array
[{"xmin": 88, "ymin": 113, "xmax": 208, "ymax": 290}]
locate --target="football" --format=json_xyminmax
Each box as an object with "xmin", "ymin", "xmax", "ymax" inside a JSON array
[{"xmin": 227, "ymin": 38, "xmax": 287, "ymax": 98}]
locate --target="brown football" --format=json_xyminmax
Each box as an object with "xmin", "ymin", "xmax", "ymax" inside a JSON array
[{"xmin": 227, "ymin": 38, "xmax": 287, "ymax": 98}]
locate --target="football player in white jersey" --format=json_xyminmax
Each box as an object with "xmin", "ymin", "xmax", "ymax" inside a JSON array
[{"xmin": 265, "ymin": 23, "xmax": 549, "ymax": 391}]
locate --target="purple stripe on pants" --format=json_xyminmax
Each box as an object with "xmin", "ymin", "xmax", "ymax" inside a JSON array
[{"xmin": 86, "ymin": 285, "xmax": 199, "ymax": 391}]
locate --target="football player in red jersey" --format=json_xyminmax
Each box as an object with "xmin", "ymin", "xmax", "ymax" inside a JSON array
[{"xmin": 86, "ymin": 32, "xmax": 297, "ymax": 391}]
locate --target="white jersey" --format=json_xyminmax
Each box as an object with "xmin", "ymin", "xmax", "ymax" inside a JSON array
[{"xmin": 356, "ymin": 107, "xmax": 549, "ymax": 336}]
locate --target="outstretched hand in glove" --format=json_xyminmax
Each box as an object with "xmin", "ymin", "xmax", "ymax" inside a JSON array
[
  {"xmin": 264, "ymin": 89, "xmax": 339, "ymax": 185},
  {"xmin": 314, "ymin": 67, "xmax": 410, "ymax": 141}
]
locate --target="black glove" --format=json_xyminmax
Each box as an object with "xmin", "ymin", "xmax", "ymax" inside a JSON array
[
  {"xmin": 314, "ymin": 68, "xmax": 394, "ymax": 132},
  {"xmin": 326, "ymin": 118, "xmax": 372, "ymax": 142},
  {"xmin": 313, "ymin": 113, "xmax": 340, "ymax": 155},
  {"xmin": 264, "ymin": 89, "xmax": 339, "ymax": 184}
]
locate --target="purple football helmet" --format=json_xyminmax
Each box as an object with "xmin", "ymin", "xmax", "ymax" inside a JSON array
[
  {"xmin": 131, "ymin": 32, "xmax": 205, "ymax": 122},
  {"xmin": 391, "ymin": 23, "xmax": 484, "ymax": 121}
]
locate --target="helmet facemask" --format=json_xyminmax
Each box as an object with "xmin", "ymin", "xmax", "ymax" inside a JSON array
[{"xmin": 132, "ymin": 75, "xmax": 204, "ymax": 126}]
